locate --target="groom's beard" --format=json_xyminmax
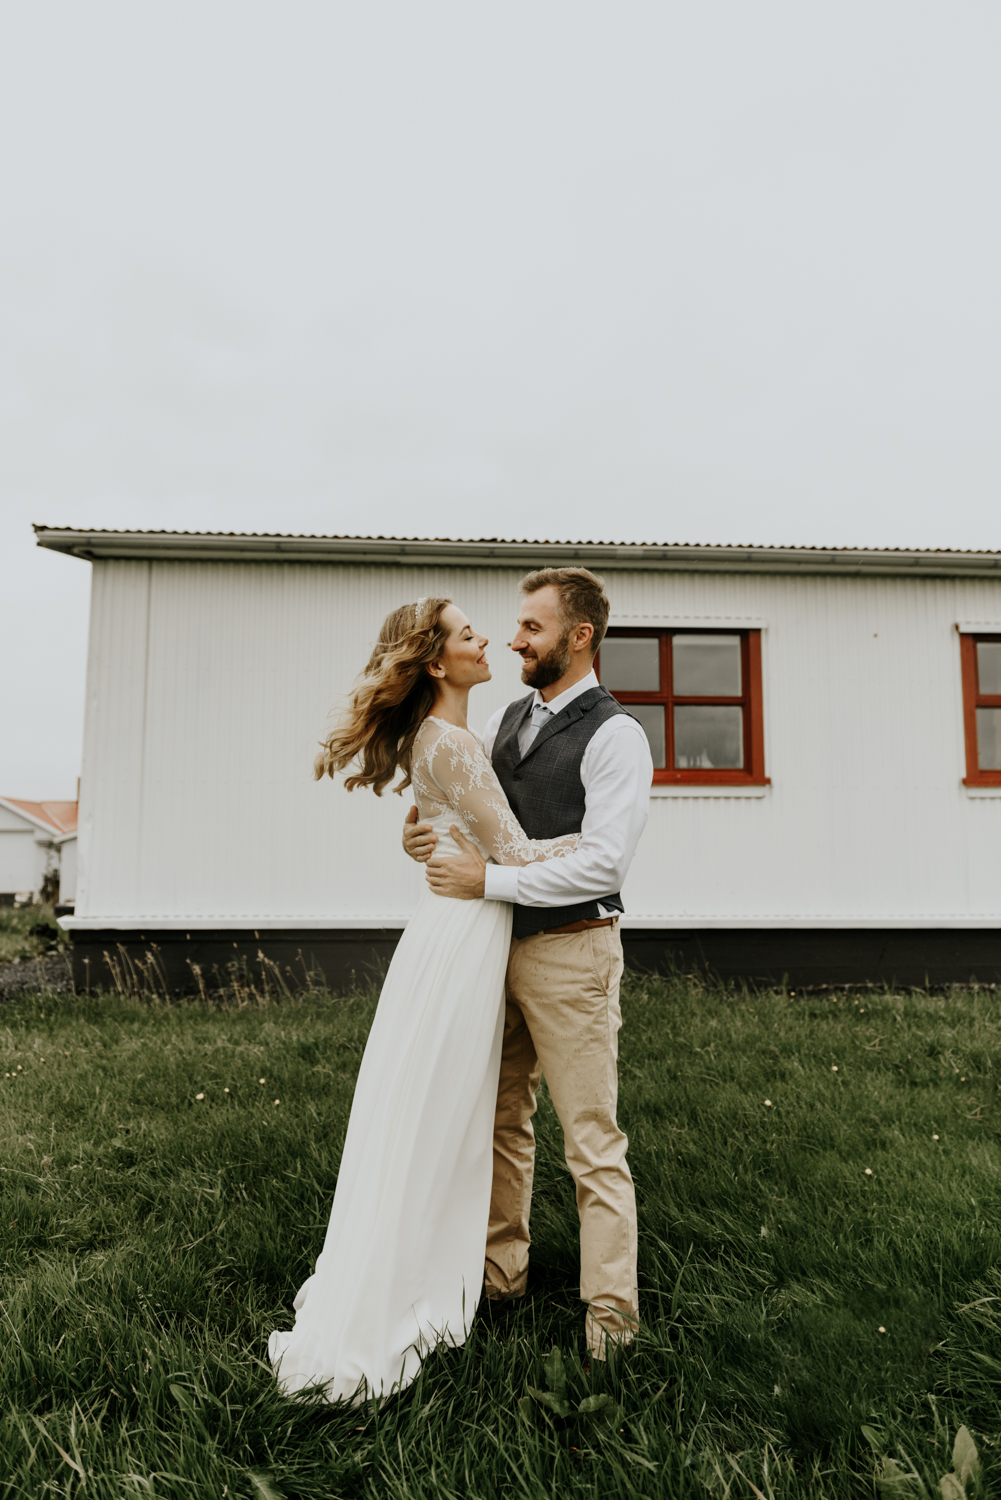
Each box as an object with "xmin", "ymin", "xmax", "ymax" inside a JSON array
[{"xmin": 519, "ymin": 631, "xmax": 573, "ymax": 690}]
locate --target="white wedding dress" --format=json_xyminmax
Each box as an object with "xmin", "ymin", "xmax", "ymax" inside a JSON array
[{"xmin": 268, "ymin": 716, "xmax": 579, "ymax": 1403}]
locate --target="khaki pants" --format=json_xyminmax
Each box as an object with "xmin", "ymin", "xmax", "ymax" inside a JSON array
[{"xmin": 483, "ymin": 923, "xmax": 639, "ymax": 1357}]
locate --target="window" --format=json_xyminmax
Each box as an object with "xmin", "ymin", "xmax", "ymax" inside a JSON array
[
  {"xmin": 596, "ymin": 628, "xmax": 768, "ymax": 785},
  {"xmin": 960, "ymin": 633, "xmax": 1001, "ymax": 786}
]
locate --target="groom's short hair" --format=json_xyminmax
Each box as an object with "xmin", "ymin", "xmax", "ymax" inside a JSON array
[{"xmin": 519, "ymin": 567, "xmax": 610, "ymax": 655}]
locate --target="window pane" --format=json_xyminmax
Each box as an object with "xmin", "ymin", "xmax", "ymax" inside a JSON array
[
  {"xmin": 629, "ymin": 704, "xmax": 666, "ymax": 768},
  {"xmin": 674, "ymin": 705, "xmax": 743, "ymax": 769},
  {"xmin": 977, "ymin": 707, "xmax": 1001, "ymax": 770},
  {"xmin": 600, "ymin": 637, "xmax": 660, "ymax": 691},
  {"xmin": 977, "ymin": 642, "xmax": 1001, "ymax": 696},
  {"xmin": 672, "ymin": 634, "xmax": 741, "ymax": 696}
]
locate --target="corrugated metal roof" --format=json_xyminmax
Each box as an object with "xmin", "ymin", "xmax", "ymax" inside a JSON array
[
  {"xmin": 32, "ymin": 527, "xmax": 1001, "ymax": 576},
  {"xmin": 29, "ymin": 525, "xmax": 1001, "ymax": 552}
]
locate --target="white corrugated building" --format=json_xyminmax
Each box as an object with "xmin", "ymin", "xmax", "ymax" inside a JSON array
[{"xmin": 35, "ymin": 527, "xmax": 1001, "ymax": 989}]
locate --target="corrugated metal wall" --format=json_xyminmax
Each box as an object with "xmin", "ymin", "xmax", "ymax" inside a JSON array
[
  {"xmin": 78, "ymin": 561, "xmax": 531, "ymax": 923},
  {"xmin": 622, "ymin": 571, "xmax": 1001, "ymax": 924},
  {"xmin": 76, "ymin": 560, "xmax": 1001, "ymax": 926}
]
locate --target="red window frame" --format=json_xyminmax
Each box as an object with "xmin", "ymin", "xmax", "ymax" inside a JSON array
[
  {"xmin": 595, "ymin": 628, "xmax": 769, "ymax": 786},
  {"xmin": 960, "ymin": 632, "xmax": 1001, "ymax": 787}
]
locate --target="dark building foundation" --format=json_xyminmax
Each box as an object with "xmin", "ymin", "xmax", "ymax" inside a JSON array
[
  {"xmin": 70, "ymin": 925, "xmax": 1001, "ymax": 995},
  {"xmin": 623, "ymin": 928, "xmax": 1001, "ymax": 989}
]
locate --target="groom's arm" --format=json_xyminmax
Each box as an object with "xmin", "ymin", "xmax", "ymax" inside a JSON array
[{"xmin": 483, "ymin": 716, "xmax": 652, "ymax": 906}]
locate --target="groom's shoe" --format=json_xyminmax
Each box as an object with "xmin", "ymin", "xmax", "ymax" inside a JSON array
[
  {"xmin": 479, "ymin": 1292, "xmax": 528, "ymax": 1324},
  {"xmin": 583, "ymin": 1339, "xmax": 634, "ymax": 1376}
]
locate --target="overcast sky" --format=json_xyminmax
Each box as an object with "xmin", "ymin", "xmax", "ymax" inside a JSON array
[{"xmin": 2, "ymin": 2, "xmax": 1000, "ymax": 797}]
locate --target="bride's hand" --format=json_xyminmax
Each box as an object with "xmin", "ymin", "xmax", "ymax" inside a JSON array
[
  {"xmin": 403, "ymin": 805, "xmax": 437, "ymax": 863},
  {"xmin": 425, "ymin": 828, "xmax": 486, "ymax": 901}
]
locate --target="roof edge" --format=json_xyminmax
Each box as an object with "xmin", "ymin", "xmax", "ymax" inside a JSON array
[
  {"xmin": 33, "ymin": 527, "xmax": 1001, "ymax": 577},
  {"xmin": 0, "ymin": 797, "xmax": 70, "ymax": 837}
]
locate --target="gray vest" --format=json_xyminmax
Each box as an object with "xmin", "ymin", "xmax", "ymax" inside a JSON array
[{"xmin": 491, "ymin": 685, "xmax": 630, "ymax": 938}]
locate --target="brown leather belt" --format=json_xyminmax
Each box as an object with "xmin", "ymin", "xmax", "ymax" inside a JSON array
[{"xmin": 540, "ymin": 916, "xmax": 617, "ymax": 936}]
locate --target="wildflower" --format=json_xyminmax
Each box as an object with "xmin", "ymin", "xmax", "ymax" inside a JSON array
[
  {"xmin": 831, "ymin": 1065, "xmax": 838, "ymax": 1072},
  {"xmin": 932, "ymin": 1134, "xmax": 939, "ymax": 1141},
  {"xmin": 864, "ymin": 1168, "xmax": 873, "ymax": 1176},
  {"xmin": 224, "ymin": 1087, "xmax": 230, "ymax": 1094},
  {"xmin": 878, "ymin": 1326, "xmax": 886, "ymax": 1335},
  {"xmin": 259, "ymin": 1078, "xmax": 266, "ymax": 1085},
  {"xmin": 195, "ymin": 1093, "xmax": 205, "ymax": 1102},
  {"xmin": 274, "ymin": 1099, "xmax": 281, "ymax": 1106},
  {"xmin": 764, "ymin": 1099, "xmax": 772, "ymax": 1107}
]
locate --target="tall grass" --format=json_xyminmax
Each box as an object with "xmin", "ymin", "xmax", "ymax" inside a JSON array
[{"xmin": 2, "ymin": 973, "xmax": 1000, "ymax": 1496}]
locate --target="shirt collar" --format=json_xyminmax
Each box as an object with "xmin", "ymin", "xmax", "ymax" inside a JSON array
[{"xmin": 532, "ymin": 668, "xmax": 599, "ymax": 719}]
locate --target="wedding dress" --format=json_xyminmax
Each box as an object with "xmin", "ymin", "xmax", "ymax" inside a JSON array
[{"xmin": 268, "ymin": 716, "xmax": 580, "ymax": 1403}]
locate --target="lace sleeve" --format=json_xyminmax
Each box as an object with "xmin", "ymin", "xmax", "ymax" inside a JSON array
[{"xmin": 426, "ymin": 725, "xmax": 581, "ymax": 866}]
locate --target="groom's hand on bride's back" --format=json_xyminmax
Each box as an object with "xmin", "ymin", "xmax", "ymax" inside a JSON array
[
  {"xmin": 426, "ymin": 828, "xmax": 486, "ymax": 901},
  {"xmin": 403, "ymin": 805, "xmax": 438, "ymax": 863}
]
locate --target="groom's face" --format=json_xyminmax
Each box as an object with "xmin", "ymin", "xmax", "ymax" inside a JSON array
[{"xmin": 512, "ymin": 587, "xmax": 573, "ymax": 690}]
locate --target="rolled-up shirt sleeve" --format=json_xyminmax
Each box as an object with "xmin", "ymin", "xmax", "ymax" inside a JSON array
[{"xmin": 482, "ymin": 716, "xmax": 652, "ymax": 907}]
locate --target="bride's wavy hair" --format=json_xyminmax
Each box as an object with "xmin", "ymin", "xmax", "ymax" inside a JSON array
[{"xmin": 314, "ymin": 597, "xmax": 453, "ymax": 796}]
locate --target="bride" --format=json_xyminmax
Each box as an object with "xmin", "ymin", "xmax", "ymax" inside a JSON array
[{"xmin": 268, "ymin": 596, "xmax": 580, "ymax": 1403}]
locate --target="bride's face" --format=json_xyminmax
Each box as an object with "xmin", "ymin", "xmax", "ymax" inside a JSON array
[{"xmin": 431, "ymin": 605, "xmax": 491, "ymax": 687}]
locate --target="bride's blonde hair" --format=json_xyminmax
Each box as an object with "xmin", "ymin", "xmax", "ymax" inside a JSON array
[{"xmin": 314, "ymin": 597, "xmax": 453, "ymax": 795}]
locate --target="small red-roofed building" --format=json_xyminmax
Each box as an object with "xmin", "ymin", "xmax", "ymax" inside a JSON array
[{"xmin": 0, "ymin": 798, "xmax": 78, "ymax": 907}]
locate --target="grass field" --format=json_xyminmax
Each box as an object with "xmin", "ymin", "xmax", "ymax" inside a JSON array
[{"xmin": 3, "ymin": 967, "xmax": 1001, "ymax": 1498}]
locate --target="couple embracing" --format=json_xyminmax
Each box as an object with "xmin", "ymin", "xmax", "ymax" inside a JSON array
[{"xmin": 269, "ymin": 567, "xmax": 652, "ymax": 1403}]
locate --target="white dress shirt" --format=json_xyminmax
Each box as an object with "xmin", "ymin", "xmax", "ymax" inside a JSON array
[{"xmin": 480, "ymin": 669, "xmax": 653, "ymax": 910}]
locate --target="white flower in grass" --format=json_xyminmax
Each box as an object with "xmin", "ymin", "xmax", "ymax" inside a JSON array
[
  {"xmin": 764, "ymin": 1099, "xmax": 772, "ymax": 1107},
  {"xmin": 259, "ymin": 1078, "xmax": 266, "ymax": 1085},
  {"xmin": 274, "ymin": 1098, "xmax": 281, "ymax": 1106},
  {"xmin": 864, "ymin": 1168, "xmax": 873, "ymax": 1176},
  {"xmin": 831, "ymin": 1065, "xmax": 838, "ymax": 1072},
  {"xmin": 195, "ymin": 1093, "xmax": 205, "ymax": 1101},
  {"xmin": 932, "ymin": 1134, "xmax": 940, "ymax": 1141},
  {"xmin": 878, "ymin": 1326, "xmax": 886, "ymax": 1335},
  {"xmin": 224, "ymin": 1088, "xmax": 230, "ymax": 1094}
]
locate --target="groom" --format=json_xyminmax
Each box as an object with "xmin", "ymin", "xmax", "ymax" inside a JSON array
[{"xmin": 402, "ymin": 567, "xmax": 652, "ymax": 1359}]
